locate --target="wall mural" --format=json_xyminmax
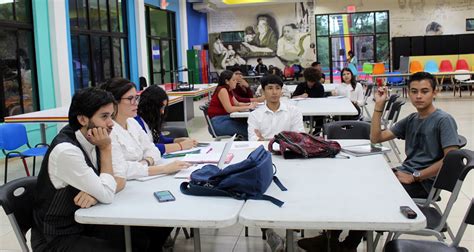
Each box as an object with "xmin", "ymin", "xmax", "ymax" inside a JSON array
[{"xmin": 209, "ymin": 1, "xmax": 315, "ymax": 71}]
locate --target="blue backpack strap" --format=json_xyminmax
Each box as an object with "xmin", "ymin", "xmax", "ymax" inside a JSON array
[
  {"xmin": 250, "ymin": 195, "xmax": 285, "ymax": 207},
  {"xmin": 273, "ymin": 176, "xmax": 287, "ymax": 191}
]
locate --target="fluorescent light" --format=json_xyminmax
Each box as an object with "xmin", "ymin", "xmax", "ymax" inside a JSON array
[
  {"xmin": 222, "ymin": 0, "xmax": 272, "ymax": 5},
  {"xmin": 0, "ymin": 0, "xmax": 14, "ymax": 4}
]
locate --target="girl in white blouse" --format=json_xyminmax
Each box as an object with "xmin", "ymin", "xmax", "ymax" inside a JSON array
[
  {"xmin": 333, "ymin": 67, "xmax": 364, "ymax": 117},
  {"xmin": 101, "ymin": 78, "xmax": 191, "ymax": 180}
]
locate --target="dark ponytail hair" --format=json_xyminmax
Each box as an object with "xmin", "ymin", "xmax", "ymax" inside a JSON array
[
  {"xmin": 340, "ymin": 67, "xmax": 357, "ymax": 90},
  {"xmin": 137, "ymin": 85, "xmax": 169, "ymax": 143}
]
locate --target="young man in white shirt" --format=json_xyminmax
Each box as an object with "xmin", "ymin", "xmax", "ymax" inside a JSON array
[{"xmin": 248, "ymin": 74, "xmax": 304, "ymax": 141}]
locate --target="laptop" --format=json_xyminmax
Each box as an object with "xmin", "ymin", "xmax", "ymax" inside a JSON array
[{"xmin": 217, "ymin": 135, "xmax": 236, "ymax": 169}]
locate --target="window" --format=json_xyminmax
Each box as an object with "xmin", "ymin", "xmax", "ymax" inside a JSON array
[
  {"xmin": 69, "ymin": 0, "xmax": 129, "ymax": 90},
  {"xmin": 145, "ymin": 6, "xmax": 178, "ymax": 85},
  {"xmin": 316, "ymin": 10, "xmax": 390, "ymax": 82},
  {"xmin": 0, "ymin": 0, "xmax": 38, "ymax": 121}
]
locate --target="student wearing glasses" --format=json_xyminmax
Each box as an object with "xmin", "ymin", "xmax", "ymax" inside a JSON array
[
  {"xmin": 100, "ymin": 78, "xmax": 191, "ymax": 180},
  {"xmin": 135, "ymin": 85, "xmax": 197, "ymax": 155}
]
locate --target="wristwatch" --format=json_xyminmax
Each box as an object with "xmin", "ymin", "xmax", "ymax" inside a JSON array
[{"xmin": 412, "ymin": 170, "xmax": 421, "ymax": 182}]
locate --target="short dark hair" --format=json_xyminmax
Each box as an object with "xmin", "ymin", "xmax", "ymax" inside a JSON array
[
  {"xmin": 311, "ymin": 61, "xmax": 321, "ymax": 67},
  {"xmin": 218, "ymin": 70, "xmax": 234, "ymax": 86},
  {"xmin": 408, "ymin": 71, "xmax": 436, "ymax": 90},
  {"xmin": 303, "ymin": 67, "xmax": 321, "ymax": 83},
  {"xmin": 260, "ymin": 74, "xmax": 283, "ymax": 89},
  {"xmin": 68, "ymin": 87, "xmax": 116, "ymax": 131},
  {"xmin": 99, "ymin": 77, "xmax": 136, "ymax": 101},
  {"xmin": 257, "ymin": 58, "xmax": 262, "ymax": 62}
]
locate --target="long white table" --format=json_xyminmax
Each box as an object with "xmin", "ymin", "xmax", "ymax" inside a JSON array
[
  {"xmin": 230, "ymin": 97, "xmax": 358, "ymax": 118},
  {"xmin": 4, "ymin": 96, "xmax": 183, "ymax": 143},
  {"xmin": 75, "ymin": 141, "xmax": 250, "ymax": 252},
  {"xmin": 239, "ymin": 140, "xmax": 426, "ymax": 252}
]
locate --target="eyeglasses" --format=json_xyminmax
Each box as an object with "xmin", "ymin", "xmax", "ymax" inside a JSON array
[{"xmin": 121, "ymin": 95, "xmax": 140, "ymax": 104}]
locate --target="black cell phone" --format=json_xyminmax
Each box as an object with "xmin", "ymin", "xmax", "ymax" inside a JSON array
[
  {"xmin": 400, "ymin": 206, "xmax": 417, "ymax": 219},
  {"xmin": 154, "ymin": 190, "xmax": 176, "ymax": 202}
]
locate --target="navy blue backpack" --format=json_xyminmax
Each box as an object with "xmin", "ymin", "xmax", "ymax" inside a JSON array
[{"xmin": 180, "ymin": 145, "xmax": 287, "ymax": 207}]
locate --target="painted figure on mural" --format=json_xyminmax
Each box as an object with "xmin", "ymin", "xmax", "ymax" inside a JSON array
[
  {"xmin": 277, "ymin": 23, "xmax": 311, "ymax": 66},
  {"xmin": 241, "ymin": 14, "xmax": 278, "ymax": 53}
]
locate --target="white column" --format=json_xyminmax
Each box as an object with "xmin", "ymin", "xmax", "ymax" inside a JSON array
[
  {"xmin": 135, "ymin": 0, "xmax": 149, "ymax": 81},
  {"xmin": 48, "ymin": 0, "xmax": 72, "ymax": 106},
  {"xmin": 179, "ymin": 0, "xmax": 189, "ymax": 82}
]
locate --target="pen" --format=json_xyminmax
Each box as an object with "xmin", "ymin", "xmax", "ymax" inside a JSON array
[{"xmin": 206, "ymin": 148, "xmax": 213, "ymax": 154}]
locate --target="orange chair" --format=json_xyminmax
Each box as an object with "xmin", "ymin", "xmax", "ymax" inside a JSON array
[
  {"xmin": 372, "ymin": 63, "xmax": 385, "ymax": 75},
  {"xmin": 409, "ymin": 60, "xmax": 423, "ymax": 73},
  {"xmin": 455, "ymin": 59, "xmax": 470, "ymax": 70}
]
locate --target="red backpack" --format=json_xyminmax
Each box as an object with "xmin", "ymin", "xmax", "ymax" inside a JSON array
[{"xmin": 268, "ymin": 131, "xmax": 341, "ymax": 159}]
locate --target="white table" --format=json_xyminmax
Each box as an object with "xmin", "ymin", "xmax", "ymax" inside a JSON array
[
  {"xmin": 230, "ymin": 97, "xmax": 358, "ymax": 118},
  {"xmin": 166, "ymin": 84, "xmax": 217, "ymax": 126},
  {"xmin": 239, "ymin": 140, "xmax": 426, "ymax": 252},
  {"xmin": 4, "ymin": 96, "xmax": 183, "ymax": 144},
  {"xmin": 75, "ymin": 141, "xmax": 252, "ymax": 252}
]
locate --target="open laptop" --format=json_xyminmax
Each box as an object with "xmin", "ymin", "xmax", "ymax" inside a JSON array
[{"xmin": 217, "ymin": 135, "xmax": 236, "ymax": 169}]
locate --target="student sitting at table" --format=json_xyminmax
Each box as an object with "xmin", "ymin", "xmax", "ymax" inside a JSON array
[
  {"xmin": 32, "ymin": 88, "xmax": 127, "ymax": 251},
  {"xmin": 297, "ymin": 72, "xmax": 460, "ymax": 252},
  {"xmin": 255, "ymin": 66, "xmax": 292, "ymax": 99},
  {"xmin": 100, "ymin": 77, "xmax": 191, "ymax": 180},
  {"xmin": 332, "ymin": 67, "xmax": 364, "ymax": 119},
  {"xmin": 208, "ymin": 70, "xmax": 257, "ymax": 140},
  {"xmin": 311, "ymin": 61, "xmax": 326, "ymax": 83},
  {"xmin": 291, "ymin": 67, "xmax": 325, "ymax": 98},
  {"xmin": 230, "ymin": 65, "xmax": 265, "ymax": 103},
  {"xmin": 248, "ymin": 74, "xmax": 304, "ymax": 141},
  {"xmin": 135, "ymin": 85, "xmax": 197, "ymax": 155}
]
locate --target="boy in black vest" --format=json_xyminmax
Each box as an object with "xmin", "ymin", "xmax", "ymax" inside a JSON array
[{"xmin": 32, "ymin": 88, "xmax": 171, "ymax": 251}]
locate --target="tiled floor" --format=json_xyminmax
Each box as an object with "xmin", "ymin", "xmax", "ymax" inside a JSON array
[{"xmin": 1, "ymin": 90, "xmax": 473, "ymax": 251}]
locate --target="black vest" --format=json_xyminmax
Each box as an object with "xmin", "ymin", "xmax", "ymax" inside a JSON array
[{"xmin": 33, "ymin": 125, "xmax": 101, "ymax": 244}]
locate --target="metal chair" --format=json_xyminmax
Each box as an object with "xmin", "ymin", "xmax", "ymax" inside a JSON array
[
  {"xmin": 323, "ymin": 121, "xmax": 371, "ymax": 140},
  {"xmin": 199, "ymin": 103, "xmax": 233, "ymax": 141},
  {"xmin": 453, "ymin": 70, "xmax": 474, "ymax": 97},
  {"xmin": 0, "ymin": 124, "xmax": 49, "ymax": 183},
  {"xmin": 389, "ymin": 149, "xmax": 474, "ymax": 242},
  {"xmin": 385, "ymin": 100, "xmax": 406, "ymax": 163},
  {"xmin": 361, "ymin": 84, "xmax": 373, "ymax": 119},
  {"xmin": 385, "ymin": 199, "xmax": 474, "ymax": 252},
  {"xmin": 0, "ymin": 176, "xmax": 37, "ymax": 252}
]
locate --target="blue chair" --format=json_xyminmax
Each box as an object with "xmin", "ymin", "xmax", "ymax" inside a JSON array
[
  {"xmin": 386, "ymin": 72, "xmax": 405, "ymax": 86},
  {"xmin": 0, "ymin": 124, "xmax": 48, "ymax": 183},
  {"xmin": 424, "ymin": 60, "xmax": 439, "ymax": 73},
  {"xmin": 348, "ymin": 63, "xmax": 359, "ymax": 77}
]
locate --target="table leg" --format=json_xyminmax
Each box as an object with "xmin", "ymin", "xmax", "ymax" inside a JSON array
[
  {"xmin": 286, "ymin": 229, "xmax": 294, "ymax": 252},
  {"xmin": 124, "ymin": 226, "xmax": 132, "ymax": 252},
  {"xmin": 40, "ymin": 123, "xmax": 47, "ymax": 144},
  {"xmin": 309, "ymin": 117, "xmax": 314, "ymax": 133},
  {"xmin": 183, "ymin": 98, "xmax": 188, "ymax": 128},
  {"xmin": 193, "ymin": 228, "xmax": 201, "ymax": 252},
  {"xmin": 366, "ymin": 231, "xmax": 374, "ymax": 252}
]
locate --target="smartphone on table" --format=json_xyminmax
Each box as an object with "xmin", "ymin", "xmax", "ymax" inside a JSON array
[{"xmin": 154, "ymin": 190, "xmax": 176, "ymax": 202}]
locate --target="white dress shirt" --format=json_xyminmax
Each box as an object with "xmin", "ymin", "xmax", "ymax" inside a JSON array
[
  {"xmin": 247, "ymin": 101, "xmax": 305, "ymax": 141},
  {"xmin": 334, "ymin": 82, "xmax": 365, "ymax": 107},
  {"xmin": 48, "ymin": 130, "xmax": 116, "ymax": 204},
  {"xmin": 110, "ymin": 118, "xmax": 162, "ymax": 179}
]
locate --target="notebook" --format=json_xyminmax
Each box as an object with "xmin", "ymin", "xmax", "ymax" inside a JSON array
[{"xmin": 342, "ymin": 144, "xmax": 391, "ymax": 157}]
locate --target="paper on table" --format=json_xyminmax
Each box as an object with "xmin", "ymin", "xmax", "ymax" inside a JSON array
[
  {"xmin": 181, "ymin": 153, "xmax": 221, "ymax": 163},
  {"xmin": 174, "ymin": 164, "xmax": 206, "ymax": 179},
  {"xmin": 135, "ymin": 174, "xmax": 167, "ymax": 182},
  {"xmin": 342, "ymin": 144, "xmax": 391, "ymax": 157},
  {"xmin": 231, "ymin": 142, "xmax": 263, "ymax": 150},
  {"xmin": 327, "ymin": 95, "xmax": 345, "ymax": 99},
  {"xmin": 168, "ymin": 147, "xmax": 210, "ymax": 155}
]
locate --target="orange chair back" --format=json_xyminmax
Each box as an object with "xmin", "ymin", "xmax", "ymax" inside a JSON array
[
  {"xmin": 372, "ymin": 63, "xmax": 385, "ymax": 75},
  {"xmin": 439, "ymin": 60, "xmax": 454, "ymax": 72},
  {"xmin": 409, "ymin": 60, "xmax": 423, "ymax": 73}
]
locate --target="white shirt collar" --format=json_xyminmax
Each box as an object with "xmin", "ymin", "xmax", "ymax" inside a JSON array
[
  {"xmin": 75, "ymin": 129, "xmax": 96, "ymax": 154},
  {"xmin": 264, "ymin": 101, "xmax": 288, "ymax": 114}
]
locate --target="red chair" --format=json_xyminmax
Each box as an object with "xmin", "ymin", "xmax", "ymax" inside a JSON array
[
  {"xmin": 455, "ymin": 59, "xmax": 470, "ymax": 70},
  {"xmin": 438, "ymin": 60, "xmax": 454, "ymax": 90},
  {"xmin": 439, "ymin": 60, "xmax": 453, "ymax": 72}
]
